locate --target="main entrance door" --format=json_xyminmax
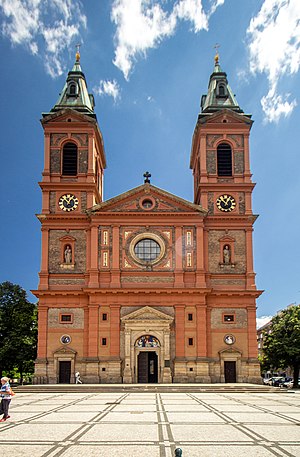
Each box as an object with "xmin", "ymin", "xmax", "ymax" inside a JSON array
[
  {"xmin": 138, "ymin": 352, "xmax": 158, "ymax": 383},
  {"xmin": 224, "ymin": 361, "xmax": 236, "ymax": 383},
  {"xmin": 59, "ymin": 361, "xmax": 71, "ymax": 383}
]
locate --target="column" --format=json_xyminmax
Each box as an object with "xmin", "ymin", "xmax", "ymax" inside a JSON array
[
  {"xmin": 175, "ymin": 305, "xmax": 185, "ymax": 357},
  {"xmin": 199, "ymin": 134, "xmax": 207, "ymax": 182},
  {"xmin": 39, "ymin": 228, "xmax": 49, "ymax": 289},
  {"xmin": 88, "ymin": 225, "xmax": 99, "ymax": 287},
  {"xmin": 110, "ymin": 305, "xmax": 120, "ymax": 357},
  {"xmin": 196, "ymin": 304, "xmax": 207, "ymax": 357},
  {"xmin": 37, "ymin": 306, "xmax": 48, "ymax": 359},
  {"xmin": 88, "ymin": 306, "xmax": 99, "ymax": 358},
  {"xmin": 123, "ymin": 329, "xmax": 132, "ymax": 383},
  {"xmin": 247, "ymin": 305, "xmax": 258, "ymax": 358},
  {"xmin": 111, "ymin": 225, "xmax": 120, "ymax": 286},
  {"xmin": 43, "ymin": 133, "xmax": 51, "ymax": 180},
  {"xmin": 174, "ymin": 226, "xmax": 184, "ymax": 287},
  {"xmin": 196, "ymin": 224, "xmax": 206, "ymax": 287},
  {"xmin": 245, "ymin": 228, "xmax": 256, "ymax": 289}
]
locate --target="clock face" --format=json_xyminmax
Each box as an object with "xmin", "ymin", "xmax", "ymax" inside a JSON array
[
  {"xmin": 59, "ymin": 194, "xmax": 79, "ymax": 212},
  {"xmin": 216, "ymin": 194, "xmax": 236, "ymax": 212}
]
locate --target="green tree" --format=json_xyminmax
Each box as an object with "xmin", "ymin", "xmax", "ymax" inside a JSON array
[
  {"xmin": 0, "ymin": 281, "xmax": 37, "ymax": 382},
  {"xmin": 262, "ymin": 305, "xmax": 300, "ymax": 388}
]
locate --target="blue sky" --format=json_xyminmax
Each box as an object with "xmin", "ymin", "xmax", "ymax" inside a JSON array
[{"xmin": 0, "ymin": 0, "xmax": 300, "ymax": 326}]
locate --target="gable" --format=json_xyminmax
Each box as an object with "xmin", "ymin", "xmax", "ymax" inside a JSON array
[
  {"xmin": 201, "ymin": 109, "xmax": 253, "ymax": 126},
  {"xmin": 41, "ymin": 108, "xmax": 96, "ymax": 126},
  {"xmin": 88, "ymin": 184, "xmax": 207, "ymax": 215},
  {"xmin": 121, "ymin": 306, "xmax": 174, "ymax": 323}
]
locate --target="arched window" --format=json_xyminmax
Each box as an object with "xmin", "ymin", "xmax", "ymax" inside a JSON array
[
  {"xmin": 62, "ymin": 142, "xmax": 78, "ymax": 176},
  {"xmin": 218, "ymin": 84, "xmax": 226, "ymax": 96},
  {"xmin": 67, "ymin": 82, "xmax": 77, "ymax": 96},
  {"xmin": 217, "ymin": 143, "xmax": 232, "ymax": 176},
  {"xmin": 69, "ymin": 84, "xmax": 76, "ymax": 95}
]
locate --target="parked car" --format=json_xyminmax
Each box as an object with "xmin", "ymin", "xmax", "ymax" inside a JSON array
[
  {"xmin": 284, "ymin": 378, "xmax": 300, "ymax": 389},
  {"xmin": 267, "ymin": 376, "xmax": 285, "ymax": 386}
]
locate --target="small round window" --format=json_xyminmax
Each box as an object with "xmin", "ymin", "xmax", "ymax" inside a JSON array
[
  {"xmin": 134, "ymin": 238, "xmax": 161, "ymax": 262},
  {"xmin": 142, "ymin": 199, "xmax": 153, "ymax": 209}
]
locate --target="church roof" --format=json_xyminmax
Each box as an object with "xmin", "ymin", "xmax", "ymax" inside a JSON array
[
  {"xmin": 200, "ymin": 54, "xmax": 247, "ymax": 116},
  {"xmin": 42, "ymin": 50, "xmax": 96, "ymax": 119},
  {"xmin": 87, "ymin": 183, "xmax": 207, "ymax": 215}
]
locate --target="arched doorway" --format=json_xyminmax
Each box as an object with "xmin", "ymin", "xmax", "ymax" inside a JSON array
[{"xmin": 136, "ymin": 335, "xmax": 160, "ymax": 383}]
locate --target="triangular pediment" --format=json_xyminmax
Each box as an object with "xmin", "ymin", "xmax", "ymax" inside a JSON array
[
  {"xmin": 200, "ymin": 109, "xmax": 253, "ymax": 126},
  {"xmin": 121, "ymin": 306, "xmax": 173, "ymax": 323},
  {"xmin": 219, "ymin": 235, "xmax": 235, "ymax": 243},
  {"xmin": 53, "ymin": 345, "xmax": 77, "ymax": 355},
  {"xmin": 88, "ymin": 184, "xmax": 206, "ymax": 215},
  {"xmin": 41, "ymin": 108, "xmax": 97, "ymax": 126}
]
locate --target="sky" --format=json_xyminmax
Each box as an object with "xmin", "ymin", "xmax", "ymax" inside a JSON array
[{"xmin": 0, "ymin": 0, "xmax": 300, "ymax": 328}]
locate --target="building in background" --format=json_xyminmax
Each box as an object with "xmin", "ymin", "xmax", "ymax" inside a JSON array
[{"xmin": 33, "ymin": 52, "xmax": 262, "ymax": 384}]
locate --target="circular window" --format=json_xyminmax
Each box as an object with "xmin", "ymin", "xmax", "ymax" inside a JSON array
[
  {"xmin": 139, "ymin": 196, "xmax": 155, "ymax": 210},
  {"xmin": 224, "ymin": 334, "xmax": 235, "ymax": 345},
  {"xmin": 129, "ymin": 233, "xmax": 165, "ymax": 265},
  {"xmin": 60, "ymin": 335, "xmax": 71, "ymax": 344},
  {"xmin": 134, "ymin": 238, "xmax": 161, "ymax": 262},
  {"xmin": 142, "ymin": 199, "xmax": 153, "ymax": 209}
]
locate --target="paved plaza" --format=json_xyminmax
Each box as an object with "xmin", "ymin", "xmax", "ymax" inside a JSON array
[{"xmin": 0, "ymin": 389, "xmax": 299, "ymax": 456}]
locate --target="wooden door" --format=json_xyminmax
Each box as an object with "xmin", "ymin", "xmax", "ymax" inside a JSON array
[
  {"xmin": 59, "ymin": 361, "xmax": 71, "ymax": 383},
  {"xmin": 138, "ymin": 352, "xmax": 148, "ymax": 383},
  {"xmin": 224, "ymin": 361, "xmax": 236, "ymax": 383}
]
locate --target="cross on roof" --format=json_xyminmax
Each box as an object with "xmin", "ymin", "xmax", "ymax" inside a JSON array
[{"xmin": 143, "ymin": 171, "xmax": 151, "ymax": 184}]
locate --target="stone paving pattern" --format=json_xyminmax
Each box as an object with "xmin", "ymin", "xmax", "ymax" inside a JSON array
[{"xmin": 0, "ymin": 390, "xmax": 299, "ymax": 456}]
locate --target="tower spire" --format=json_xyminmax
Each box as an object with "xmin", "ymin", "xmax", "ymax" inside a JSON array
[{"xmin": 44, "ymin": 45, "xmax": 96, "ymax": 118}]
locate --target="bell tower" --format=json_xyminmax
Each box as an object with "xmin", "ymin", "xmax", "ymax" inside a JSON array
[
  {"xmin": 190, "ymin": 52, "xmax": 257, "ymax": 290},
  {"xmin": 39, "ymin": 50, "xmax": 106, "ymax": 217},
  {"xmin": 190, "ymin": 54, "xmax": 261, "ymax": 382},
  {"xmin": 38, "ymin": 50, "xmax": 106, "ymax": 290}
]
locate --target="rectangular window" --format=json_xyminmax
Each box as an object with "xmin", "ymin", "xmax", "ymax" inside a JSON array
[
  {"xmin": 103, "ymin": 251, "xmax": 108, "ymax": 267},
  {"xmin": 102, "ymin": 313, "xmax": 107, "ymax": 321},
  {"xmin": 60, "ymin": 314, "xmax": 73, "ymax": 323},
  {"xmin": 186, "ymin": 252, "xmax": 192, "ymax": 267},
  {"xmin": 103, "ymin": 230, "xmax": 108, "ymax": 245},
  {"xmin": 102, "ymin": 338, "xmax": 107, "ymax": 346},
  {"xmin": 186, "ymin": 231, "xmax": 192, "ymax": 246},
  {"xmin": 188, "ymin": 313, "xmax": 193, "ymax": 321},
  {"xmin": 188, "ymin": 338, "xmax": 194, "ymax": 346},
  {"xmin": 223, "ymin": 314, "xmax": 235, "ymax": 323}
]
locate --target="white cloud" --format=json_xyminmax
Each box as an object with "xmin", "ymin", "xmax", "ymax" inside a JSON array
[
  {"xmin": 257, "ymin": 315, "xmax": 272, "ymax": 329},
  {"xmin": 0, "ymin": 0, "xmax": 86, "ymax": 77},
  {"xmin": 247, "ymin": 0, "xmax": 300, "ymax": 122},
  {"xmin": 94, "ymin": 79, "xmax": 120, "ymax": 102},
  {"xmin": 111, "ymin": 0, "xmax": 224, "ymax": 80}
]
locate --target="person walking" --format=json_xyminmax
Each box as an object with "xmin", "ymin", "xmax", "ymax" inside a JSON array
[
  {"xmin": 0, "ymin": 377, "xmax": 12, "ymax": 422},
  {"xmin": 75, "ymin": 371, "xmax": 82, "ymax": 384}
]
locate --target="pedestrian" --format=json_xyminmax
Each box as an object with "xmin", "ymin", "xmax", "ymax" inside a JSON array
[
  {"xmin": 0, "ymin": 377, "xmax": 12, "ymax": 422},
  {"xmin": 75, "ymin": 371, "xmax": 82, "ymax": 384}
]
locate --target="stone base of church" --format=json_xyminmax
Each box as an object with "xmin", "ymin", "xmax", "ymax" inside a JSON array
[{"xmin": 34, "ymin": 357, "xmax": 261, "ymax": 384}]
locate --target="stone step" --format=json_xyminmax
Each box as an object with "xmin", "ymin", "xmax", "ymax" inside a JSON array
[{"xmin": 15, "ymin": 383, "xmax": 278, "ymax": 394}]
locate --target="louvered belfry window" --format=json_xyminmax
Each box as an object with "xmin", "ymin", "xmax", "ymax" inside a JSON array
[
  {"xmin": 217, "ymin": 143, "xmax": 232, "ymax": 176},
  {"xmin": 62, "ymin": 142, "xmax": 78, "ymax": 176}
]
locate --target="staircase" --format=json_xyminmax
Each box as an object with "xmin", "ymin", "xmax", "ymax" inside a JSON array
[{"xmin": 15, "ymin": 383, "xmax": 279, "ymax": 394}]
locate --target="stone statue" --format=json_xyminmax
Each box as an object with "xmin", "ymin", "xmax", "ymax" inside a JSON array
[
  {"xmin": 223, "ymin": 245, "xmax": 231, "ymax": 265},
  {"xmin": 64, "ymin": 245, "xmax": 72, "ymax": 264}
]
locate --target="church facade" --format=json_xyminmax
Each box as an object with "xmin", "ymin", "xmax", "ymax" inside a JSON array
[{"xmin": 33, "ymin": 52, "xmax": 262, "ymax": 384}]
